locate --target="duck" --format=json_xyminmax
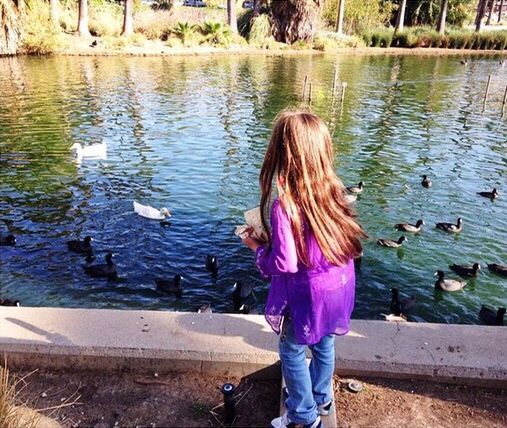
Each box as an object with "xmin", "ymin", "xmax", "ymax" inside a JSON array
[
  {"xmin": 90, "ymin": 40, "xmax": 98, "ymax": 47},
  {"xmin": 346, "ymin": 181, "xmax": 364, "ymax": 194},
  {"xmin": 133, "ymin": 201, "xmax": 171, "ymax": 220},
  {"xmin": 395, "ymin": 219, "xmax": 425, "ymax": 233},
  {"xmin": 487, "ymin": 263, "xmax": 507, "ymax": 277},
  {"xmin": 479, "ymin": 305, "xmax": 505, "ymax": 326},
  {"xmin": 0, "ymin": 234, "xmax": 16, "ymax": 246},
  {"xmin": 84, "ymin": 249, "xmax": 96, "ymax": 266},
  {"xmin": 477, "ymin": 188, "xmax": 499, "ymax": 199},
  {"xmin": 434, "ymin": 270, "xmax": 467, "ymax": 292},
  {"xmin": 460, "ymin": 59, "xmax": 468, "ymax": 65},
  {"xmin": 206, "ymin": 255, "xmax": 218, "ymax": 276},
  {"xmin": 436, "ymin": 217, "xmax": 462, "ymax": 233},
  {"xmin": 155, "ymin": 275, "xmax": 183, "ymax": 297},
  {"xmin": 377, "ymin": 236, "xmax": 406, "ymax": 248},
  {"xmin": 390, "ymin": 288, "xmax": 416, "ymax": 315},
  {"xmin": 232, "ymin": 281, "xmax": 253, "ymax": 310},
  {"xmin": 381, "ymin": 313, "xmax": 407, "ymax": 322},
  {"xmin": 0, "ymin": 298, "xmax": 20, "ymax": 307},
  {"xmin": 83, "ymin": 252, "xmax": 117, "ymax": 279},
  {"xmin": 70, "ymin": 141, "xmax": 107, "ymax": 161},
  {"xmin": 197, "ymin": 304, "xmax": 212, "ymax": 313},
  {"xmin": 421, "ymin": 174, "xmax": 432, "ymax": 188},
  {"xmin": 449, "ymin": 263, "xmax": 481, "ymax": 277},
  {"xmin": 67, "ymin": 236, "xmax": 93, "ymax": 253}
]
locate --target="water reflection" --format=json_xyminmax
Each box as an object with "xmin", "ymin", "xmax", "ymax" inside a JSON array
[{"xmin": 0, "ymin": 54, "xmax": 506, "ymax": 324}]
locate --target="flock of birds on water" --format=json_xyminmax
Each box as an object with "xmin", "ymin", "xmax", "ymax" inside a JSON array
[
  {"xmin": 346, "ymin": 176, "xmax": 504, "ymax": 326},
  {"xmin": 1, "ymin": 141, "xmax": 506, "ymax": 326}
]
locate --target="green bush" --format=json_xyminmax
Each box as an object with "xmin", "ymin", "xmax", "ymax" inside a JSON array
[
  {"xmin": 313, "ymin": 31, "xmax": 364, "ymax": 51},
  {"xmin": 172, "ymin": 21, "xmax": 197, "ymax": 46},
  {"xmin": 248, "ymin": 14, "xmax": 272, "ymax": 46},
  {"xmin": 135, "ymin": 10, "xmax": 173, "ymax": 40},
  {"xmin": 200, "ymin": 21, "xmax": 232, "ymax": 47},
  {"xmin": 367, "ymin": 28, "xmax": 393, "ymax": 48}
]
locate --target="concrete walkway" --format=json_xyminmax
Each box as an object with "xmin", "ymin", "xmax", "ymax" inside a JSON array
[{"xmin": 1, "ymin": 307, "xmax": 506, "ymax": 386}]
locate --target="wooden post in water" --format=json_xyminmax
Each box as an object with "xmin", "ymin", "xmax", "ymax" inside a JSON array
[
  {"xmin": 502, "ymin": 84, "xmax": 507, "ymax": 118},
  {"xmin": 340, "ymin": 82, "xmax": 348, "ymax": 109},
  {"xmin": 308, "ymin": 82, "xmax": 313, "ymax": 106},
  {"xmin": 332, "ymin": 67, "xmax": 338, "ymax": 97},
  {"xmin": 483, "ymin": 74, "xmax": 492, "ymax": 107},
  {"xmin": 302, "ymin": 75, "xmax": 308, "ymax": 101}
]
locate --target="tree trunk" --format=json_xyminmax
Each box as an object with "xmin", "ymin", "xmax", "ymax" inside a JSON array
[
  {"xmin": 122, "ymin": 0, "xmax": 134, "ymax": 36},
  {"xmin": 486, "ymin": 0, "xmax": 495, "ymax": 25},
  {"xmin": 271, "ymin": 0, "xmax": 320, "ymax": 44},
  {"xmin": 395, "ymin": 0, "xmax": 407, "ymax": 31},
  {"xmin": 499, "ymin": 0, "xmax": 505, "ymax": 22},
  {"xmin": 77, "ymin": 0, "xmax": 91, "ymax": 37},
  {"xmin": 436, "ymin": 0, "xmax": 448, "ymax": 34},
  {"xmin": 227, "ymin": 0, "xmax": 238, "ymax": 33},
  {"xmin": 49, "ymin": 0, "xmax": 59, "ymax": 27},
  {"xmin": 253, "ymin": 0, "xmax": 261, "ymax": 14},
  {"xmin": 335, "ymin": 0, "xmax": 345, "ymax": 34},
  {"xmin": 1, "ymin": 0, "xmax": 21, "ymax": 55},
  {"xmin": 475, "ymin": 0, "xmax": 487, "ymax": 31}
]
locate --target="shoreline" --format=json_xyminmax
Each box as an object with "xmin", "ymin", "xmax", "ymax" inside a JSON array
[{"xmin": 4, "ymin": 43, "xmax": 507, "ymax": 59}]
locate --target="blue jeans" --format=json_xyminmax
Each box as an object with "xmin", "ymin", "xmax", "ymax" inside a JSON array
[{"xmin": 279, "ymin": 319, "xmax": 335, "ymax": 425}]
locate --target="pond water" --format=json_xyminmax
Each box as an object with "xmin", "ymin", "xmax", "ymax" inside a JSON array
[{"xmin": 0, "ymin": 53, "xmax": 506, "ymax": 324}]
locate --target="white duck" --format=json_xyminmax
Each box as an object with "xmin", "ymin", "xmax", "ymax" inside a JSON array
[
  {"xmin": 70, "ymin": 141, "xmax": 107, "ymax": 162},
  {"xmin": 133, "ymin": 201, "xmax": 171, "ymax": 220}
]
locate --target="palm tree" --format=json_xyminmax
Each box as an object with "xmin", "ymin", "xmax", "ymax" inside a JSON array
[
  {"xmin": 395, "ymin": 0, "xmax": 407, "ymax": 31},
  {"xmin": 475, "ymin": 0, "xmax": 487, "ymax": 31},
  {"xmin": 486, "ymin": 0, "xmax": 495, "ymax": 25},
  {"xmin": 499, "ymin": 0, "xmax": 504, "ymax": 22},
  {"xmin": 436, "ymin": 0, "xmax": 448, "ymax": 34},
  {"xmin": 1, "ymin": 0, "xmax": 21, "ymax": 55},
  {"xmin": 50, "ymin": 0, "xmax": 58, "ymax": 27},
  {"xmin": 335, "ymin": 0, "xmax": 345, "ymax": 34},
  {"xmin": 227, "ymin": 0, "xmax": 237, "ymax": 33},
  {"xmin": 122, "ymin": 0, "xmax": 134, "ymax": 36},
  {"xmin": 271, "ymin": 0, "xmax": 320, "ymax": 44},
  {"xmin": 77, "ymin": 0, "xmax": 90, "ymax": 36}
]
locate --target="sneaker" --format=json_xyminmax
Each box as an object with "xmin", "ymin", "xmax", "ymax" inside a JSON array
[
  {"xmin": 282, "ymin": 387, "xmax": 334, "ymax": 416},
  {"xmin": 271, "ymin": 412, "xmax": 322, "ymax": 428}
]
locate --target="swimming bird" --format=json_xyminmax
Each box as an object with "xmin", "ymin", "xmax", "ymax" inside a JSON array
[
  {"xmin": 377, "ymin": 236, "xmax": 407, "ymax": 248},
  {"xmin": 479, "ymin": 305, "xmax": 505, "ymax": 326},
  {"xmin": 390, "ymin": 288, "xmax": 416, "ymax": 316},
  {"xmin": 84, "ymin": 252, "xmax": 117, "ymax": 279},
  {"xmin": 500, "ymin": 60, "xmax": 505, "ymax": 66},
  {"xmin": 421, "ymin": 175, "xmax": 432, "ymax": 188},
  {"xmin": 70, "ymin": 141, "xmax": 107, "ymax": 161},
  {"xmin": 155, "ymin": 275, "xmax": 183, "ymax": 297},
  {"xmin": 206, "ymin": 255, "xmax": 218, "ymax": 276},
  {"xmin": 90, "ymin": 40, "xmax": 98, "ymax": 47},
  {"xmin": 232, "ymin": 281, "xmax": 253, "ymax": 310},
  {"xmin": 434, "ymin": 270, "xmax": 467, "ymax": 292},
  {"xmin": 477, "ymin": 188, "xmax": 499, "ymax": 199},
  {"xmin": 381, "ymin": 313, "xmax": 407, "ymax": 322},
  {"xmin": 67, "ymin": 236, "xmax": 93, "ymax": 253},
  {"xmin": 449, "ymin": 263, "xmax": 481, "ymax": 278},
  {"xmin": 460, "ymin": 59, "xmax": 468, "ymax": 65},
  {"xmin": 133, "ymin": 201, "xmax": 171, "ymax": 220},
  {"xmin": 346, "ymin": 181, "xmax": 364, "ymax": 194},
  {"xmin": 197, "ymin": 304, "xmax": 212, "ymax": 313},
  {"xmin": 436, "ymin": 217, "xmax": 462, "ymax": 233},
  {"xmin": 395, "ymin": 219, "xmax": 425, "ymax": 233},
  {"xmin": 487, "ymin": 263, "xmax": 507, "ymax": 277},
  {"xmin": 0, "ymin": 234, "xmax": 16, "ymax": 246},
  {"xmin": 0, "ymin": 298, "xmax": 20, "ymax": 307}
]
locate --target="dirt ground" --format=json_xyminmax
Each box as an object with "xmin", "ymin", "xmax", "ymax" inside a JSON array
[{"xmin": 10, "ymin": 369, "xmax": 507, "ymax": 427}]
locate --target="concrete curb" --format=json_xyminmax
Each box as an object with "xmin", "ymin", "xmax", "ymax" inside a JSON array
[{"xmin": 1, "ymin": 307, "xmax": 506, "ymax": 386}]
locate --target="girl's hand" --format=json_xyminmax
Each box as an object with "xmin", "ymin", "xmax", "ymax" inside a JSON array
[{"xmin": 241, "ymin": 227, "xmax": 263, "ymax": 251}]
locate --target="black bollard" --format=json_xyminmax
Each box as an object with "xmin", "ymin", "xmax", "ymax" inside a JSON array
[{"xmin": 221, "ymin": 383, "xmax": 236, "ymax": 425}]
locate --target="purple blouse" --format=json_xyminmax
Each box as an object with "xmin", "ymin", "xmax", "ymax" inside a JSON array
[{"xmin": 255, "ymin": 199, "xmax": 356, "ymax": 345}]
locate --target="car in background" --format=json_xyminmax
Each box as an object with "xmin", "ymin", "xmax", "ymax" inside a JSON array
[
  {"xmin": 242, "ymin": 0, "xmax": 254, "ymax": 8},
  {"xmin": 183, "ymin": 0, "xmax": 207, "ymax": 7}
]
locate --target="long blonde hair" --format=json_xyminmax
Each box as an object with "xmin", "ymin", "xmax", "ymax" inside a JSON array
[{"xmin": 260, "ymin": 109, "xmax": 365, "ymax": 267}]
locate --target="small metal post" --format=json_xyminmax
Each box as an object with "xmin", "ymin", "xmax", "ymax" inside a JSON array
[
  {"xmin": 332, "ymin": 66, "xmax": 338, "ymax": 97},
  {"xmin": 483, "ymin": 74, "xmax": 492, "ymax": 107},
  {"xmin": 221, "ymin": 383, "xmax": 236, "ymax": 425},
  {"xmin": 302, "ymin": 75, "xmax": 308, "ymax": 101}
]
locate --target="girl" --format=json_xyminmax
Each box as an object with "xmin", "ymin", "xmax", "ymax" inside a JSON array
[{"xmin": 242, "ymin": 109, "xmax": 365, "ymax": 428}]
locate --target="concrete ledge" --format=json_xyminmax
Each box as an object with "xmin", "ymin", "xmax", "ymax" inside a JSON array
[{"xmin": 1, "ymin": 307, "xmax": 506, "ymax": 386}]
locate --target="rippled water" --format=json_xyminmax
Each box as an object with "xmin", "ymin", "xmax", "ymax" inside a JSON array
[{"xmin": 0, "ymin": 54, "xmax": 506, "ymax": 324}]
